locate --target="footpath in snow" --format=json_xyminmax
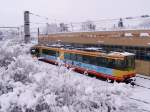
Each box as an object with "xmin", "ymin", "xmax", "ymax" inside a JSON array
[{"xmin": 0, "ymin": 38, "xmax": 150, "ymax": 112}]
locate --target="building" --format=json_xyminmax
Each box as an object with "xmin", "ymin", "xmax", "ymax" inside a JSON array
[{"xmin": 38, "ymin": 29, "xmax": 150, "ymax": 76}]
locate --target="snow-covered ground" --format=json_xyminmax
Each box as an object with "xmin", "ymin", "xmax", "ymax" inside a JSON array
[{"xmin": 0, "ymin": 38, "xmax": 150, "ymax": 112}]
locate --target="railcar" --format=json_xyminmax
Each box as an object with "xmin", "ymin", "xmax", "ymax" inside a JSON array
[{"xmin": 30, "ymin": 45, "xmax": 136, "ymax": 82}]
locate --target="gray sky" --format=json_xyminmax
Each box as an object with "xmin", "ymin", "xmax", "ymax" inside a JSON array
[{"xmin": 0, "ymin": 0, "xmax": 150, "ymax": 26}]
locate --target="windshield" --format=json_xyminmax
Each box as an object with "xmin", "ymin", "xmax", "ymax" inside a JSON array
[
  {"xmin": 107, "ymin": 59, "xmax": 125, "ymax": 70},
  {"xmin": 107, "ymin": 56, "xmax": 135, "ymax": 70}
]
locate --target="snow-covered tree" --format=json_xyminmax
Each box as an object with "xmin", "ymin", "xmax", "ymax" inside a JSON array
[{"xmin": 0, "ymin": 38, "xmax": 148, "ymax": 112}]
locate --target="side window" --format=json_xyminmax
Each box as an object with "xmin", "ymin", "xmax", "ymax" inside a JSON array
[
  {"xmin": 125, "ymin": 57, "xmax": 131, "ymax": 68},
  {"xmin": 42, "ymin": 49, "xmax": 58, "ymax": 56},
  {"xmin": 132, "ymin": 56, "xmax": 135, "ymax": 68},
  {"xmin": 127, "ymin": 56, "xmax": 135, "ymax": 69},
  {"xmin": 56, "ymin": 52, "xmax": 59, "ymax": 57},
  {"xmin": 123, "ymin": 56, "xmax": 135, "ymax": 70},
  {"xmin": 76, "ymin": 55, "xmax": 98, "ymax": 66},
  {"xmin": 76, "ymin": 54, "xmax": 83, "ymax": 62},
  {"xmin": 97, "ymin": 57, "xmax": 108, "ymax": 67},
  {"xmin": 42, "ymin": 49, "xmax": 49, "ymax": 55},
  {"xmin": 114, "ymin": 60, "xmax": 125, "ymax": 69},
  {"xmin": 51, "ymin": 51, "xmax": 56, "ymax": 56},
  {"xmin": 107, "ymin": 59, "xmax": 115, "ymax": 68},
  {"xmin": 70, "ymin": 53, "xmax": 76, "ymax": 60},
  {"xmin": 64, "ymin": 53, "xmax": 70, "ymax": 60},
  {"xmin": 89, "ymin": 56, "xmax": 97, "ymax": 66},
  {"xmin": 82, "ymin": 55, "xmax": 90, "ymax": 64}
]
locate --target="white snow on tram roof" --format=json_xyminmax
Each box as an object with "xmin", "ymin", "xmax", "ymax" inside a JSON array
[
  {"xmin": 49, "ymin": 44, "xmax": 64, "ymax": 47},
  {"xmin": 108, "ymin": 52, "xmax": 135, "ymax": 56},
  {"xmin": 85, "ymin": 47, "xmax": 102, "ymax": 50}
]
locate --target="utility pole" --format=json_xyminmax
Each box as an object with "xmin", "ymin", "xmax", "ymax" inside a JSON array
[
  {"xmin": 38, "ymin": 27, "xmax": 40, "ymax": 44},
  {"xmin": 71, "ymin": 23, "xmax": 74, "ymax": 32},
  {"xmin": 46, "ymin": 23, "xmax": 49, "ymax": 35},
  {"xmin": 24, "ymin": 11, "xmax": 30, "ymax": 43}
]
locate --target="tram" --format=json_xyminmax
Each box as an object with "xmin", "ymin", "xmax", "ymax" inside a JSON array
[{"xmin": 30, "ymin": 45, "xmax": 136, "ymax": 82}]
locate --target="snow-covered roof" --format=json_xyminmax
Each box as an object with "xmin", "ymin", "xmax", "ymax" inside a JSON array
[
  {"xmin": 84, "ymin": 47, "xmax": 102, "ymax": 50},
  {"xmin": 49, "ymin": 44, "xmax": 64, "ymax": 47},
  {"xmin": 108, "ymin": 52, "xmax": 135, "ymax": 56}
]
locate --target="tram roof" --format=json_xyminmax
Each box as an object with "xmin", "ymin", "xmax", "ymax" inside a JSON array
[
  {"xmin": 33, "ymin": 45, "xmax": 135, "ymax": 60},
  {"xmin": 108, "ymin": 52, "xmax": 135, "ymax": 56}
]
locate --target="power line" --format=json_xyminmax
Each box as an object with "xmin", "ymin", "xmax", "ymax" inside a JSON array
[
  {"xmin": 0, "ymin": 27, "xmax": 19, "ymax": 29},
  {"xmin": 29, "ymin": 12, "xmax": 49, "ymax": 21},
  {"xmin": 30, "ymin": 22, "xmax": 47, "ymax": 25}
]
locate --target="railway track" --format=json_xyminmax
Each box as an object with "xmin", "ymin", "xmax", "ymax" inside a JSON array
[
  {"xmin": 129, "ymin": 97, "xmax": 150, "ymax": 105},
  {"xmin": 133, "ymin": 75, "xmax": 150, "ymax": 90},
  {"xmin": 128, "ymin": 97, "xmax": 150, "ymax": 112},
  {"xmin": 136, "ymin": 75, "xmax": 150, "ymax": 81},
  {"xmin": 134, "ymin": 83, "xmax": 150, "ymax": 90}
]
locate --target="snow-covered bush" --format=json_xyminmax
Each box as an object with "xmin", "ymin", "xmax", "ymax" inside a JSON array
[
  {"xmin": 0, "ymin": 82, "xmax": 13, "ymax": 95},
  {"xmin": 0, "ymin": 39, "xmax": 32, "ymax": 68},
  {"xmin": 0, "ymin": 38, "xmax": 147, "ymax": 112}
]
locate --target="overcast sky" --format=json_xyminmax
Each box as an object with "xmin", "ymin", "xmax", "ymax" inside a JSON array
[{"xmin": 0, "ymin": 0, "xmax": 150, "ymax": 26}]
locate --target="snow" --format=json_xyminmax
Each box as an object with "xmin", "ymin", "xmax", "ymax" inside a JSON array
[
  {"xmin": 108, "ymin": 52, "xmax": 135, "ymax": 56},
  {"xmin": 135, "ymin": 75, "xmax": 150, "ymax": 89},
  {"xmin": 0, "ymin": 37, "xmax": 150, "ymax": 112},
  {"xmin": 84, "ymin": 47, "xmax": 102, "ymax": 50},
  {"xmin": 124, "ymin": 33, "xmax": 133, "ymax": 37},
  {"xmin": 140, "ymin": 33, "xmax": 149, "ymax": 37}
]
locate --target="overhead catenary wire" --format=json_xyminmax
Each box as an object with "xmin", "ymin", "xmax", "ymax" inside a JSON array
[
  {"xmin": 27, "ymin": 12, "xmax": 150, "ymax": 35},
  {"xmin": 29, "ymin": 12, "xmax": 49, "ymax": 21},
  {"xmin": 29, "ymin": 12, "xmax": 150, "ymax": 27},
  {"xmin": 63, "ymin": 15, "xmax": 150, "ymax": 25},
  {"xmin": 30, "ymin": 22, "xmax": 48, "ymax": 25}
]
